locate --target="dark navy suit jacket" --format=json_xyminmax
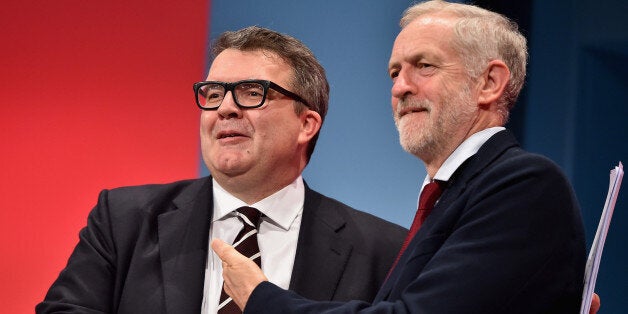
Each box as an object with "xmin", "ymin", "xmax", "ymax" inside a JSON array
[
  {"xmin": 245, "ymin": 130, "xmax": 586, "ymax": 313},
  {"xmin": 37, "ymin": 178, "xmax": 406, "ymax": 313}
]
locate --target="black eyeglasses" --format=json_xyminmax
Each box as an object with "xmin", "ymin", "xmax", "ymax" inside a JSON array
[{"xmin": 193, "ymin": 79, "xmax": 310, "ymax": 110}]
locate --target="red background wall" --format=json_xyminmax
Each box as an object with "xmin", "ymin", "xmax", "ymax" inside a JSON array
[{"xmin": 1, "ymin": 1, "xmax": 209, "ymax": 312}]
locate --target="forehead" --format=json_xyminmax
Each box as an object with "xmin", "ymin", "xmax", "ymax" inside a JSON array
[
  {"xmin": 389, "ymin": 14, "xmax": 459, "ymax": 66},
  {"xmin": 207, "ymin": 48, "xmax": 293, "ymax": 84}
]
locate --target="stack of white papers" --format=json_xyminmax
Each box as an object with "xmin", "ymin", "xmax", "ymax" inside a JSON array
[{"xmin": 580, "ymin": 162, "xmax": 623, "ymax": 314}]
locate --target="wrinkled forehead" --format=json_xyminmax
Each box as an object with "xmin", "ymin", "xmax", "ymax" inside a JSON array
[
  {"xmin": 389, "ymin": 14, "xmax": 458, "ymax": 65},
  {"xmin": 397, "ymin": 12, "xmax": 459, "ymax": 43}
]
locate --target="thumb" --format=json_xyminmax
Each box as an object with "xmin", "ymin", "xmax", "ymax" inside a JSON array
[
  {"xmin": 210, "ymin": 238, "xmax": 266, "ymax": 310},
  {"xmin": 211, "ymin": 238, "xmax": 244, "ymax": 265}
]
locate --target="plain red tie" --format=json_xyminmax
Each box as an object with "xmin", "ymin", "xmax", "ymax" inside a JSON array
[{"xmin": 386, "ymin": 181, "xmax": 444, "ymax": 280}]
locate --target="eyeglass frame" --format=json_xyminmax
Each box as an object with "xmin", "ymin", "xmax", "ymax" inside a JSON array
[{"xmin": 193, "ymin": 79, "xmax": 311, "ymax": 110}]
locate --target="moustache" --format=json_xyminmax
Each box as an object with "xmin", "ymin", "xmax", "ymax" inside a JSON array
[{"xmin": 395, "ymin": 98, "xmax": 432, "ymax": 119}]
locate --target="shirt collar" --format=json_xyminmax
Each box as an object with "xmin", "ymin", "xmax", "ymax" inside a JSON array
[
  {"xmin": 212, "ymin": 176, "xmax": 305, "ymax": 231},
  {"xmin": 422, "ymin": 127, "xmax": 505, "ymax": 187}
]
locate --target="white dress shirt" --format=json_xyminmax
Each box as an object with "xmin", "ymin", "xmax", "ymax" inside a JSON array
[
  {"xmin": 420, "ymin": 127, "xmax": 505, "ymax": 195},
  {"xmin": 201, "ymin": 176, "xmax": 304, "ymax": 314}
]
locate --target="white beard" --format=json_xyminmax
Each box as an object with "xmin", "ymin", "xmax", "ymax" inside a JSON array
[{"xmin": 394, "ymin": 82, "xmax": 476, "ymax": 162}]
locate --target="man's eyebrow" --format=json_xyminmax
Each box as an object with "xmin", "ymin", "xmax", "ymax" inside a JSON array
[{"xmin": 388, "ymin": 60, "xmax": 400, "ymax": 71}]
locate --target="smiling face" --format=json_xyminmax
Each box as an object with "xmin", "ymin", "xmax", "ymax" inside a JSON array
[
  {"xmin": 389, "ymin": 14, "xmax": 480, "ymax": 170},
  {"xmin": 200, "ymin": 49, "xmax": 320, "ymax": 203}
]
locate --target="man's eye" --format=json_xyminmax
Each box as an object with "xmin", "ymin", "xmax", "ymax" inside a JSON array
[
  {"xmin": 237, "ymin": 83, "xmax": 264, "ymax": 97},
  {"xmin": 208, "ymin": 92, "xmax": 222, "ymax": 99}
]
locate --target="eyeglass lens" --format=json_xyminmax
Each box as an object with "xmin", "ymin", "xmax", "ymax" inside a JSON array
[{"xmin": 197, "ymin": 82, "xmax": 266, "ymax": 109}]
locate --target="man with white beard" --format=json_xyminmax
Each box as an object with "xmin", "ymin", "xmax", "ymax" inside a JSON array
[{"xmin": 212, "ymin": 1, "xmax": 590, "ymax": 313}]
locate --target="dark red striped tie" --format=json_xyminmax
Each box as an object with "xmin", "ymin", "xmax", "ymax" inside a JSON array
[{"xmin": 217, "ymin": 206, "xmax": 262, "ymax": 314}]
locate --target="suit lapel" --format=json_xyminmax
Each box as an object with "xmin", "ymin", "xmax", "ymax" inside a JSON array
[
  {"xmin": 158, "ymin": 178, "xmax": 213, "ymax": 314},
  {"xmin": 289, "ymin": 186, "xmax": 353, "ymax": 301},
  {"xmin": 376, "ymin": 130, "xmax": 520, "ymax": 301},
  {"xmin": 422, "ymin": 130, "xmax": 520, "ymax": 233}
]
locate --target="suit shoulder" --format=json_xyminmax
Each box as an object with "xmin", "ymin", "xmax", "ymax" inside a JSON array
[
  {"xmin": 476, "ymin": 130, "xmax": 569, "ymax": 183},
  {"xmin": 104, "ymin": 177, "xmax": 207, "ymax": 210},
  {"xmin": 307, "ymin": 189, "xmax": 407, "ymax": 244},
  {"xmin": 107, "ymin": 177, "xmax": 202, "ymax": 196},
  {"xmin": 87, "ymin": 177, "xmax": 211, "ymax": 229},
  {"xmin": 491, "ymin": 147, "xmax": 571, "ymax": 185},
  {"xmin": 83, "ymin": 177, "xmax": 210, "ymax": 246},
  {"xmin": 313, "ymin": 189, "xmax": 405, "ymax": 227}
]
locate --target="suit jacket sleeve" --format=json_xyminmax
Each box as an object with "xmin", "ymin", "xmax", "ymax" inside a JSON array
[
  {"xmin": 37, "ymin": 178, "xmax": 211, "ymax": 314},
  {"xmin": 37, "ymin": 189, "xmax": 121, "ymax": 313},
  {"xmin": 243, "ymin": 149, "xmax": 586, "ymax": 313}
]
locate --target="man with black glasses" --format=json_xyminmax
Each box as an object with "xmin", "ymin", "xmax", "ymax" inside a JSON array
[{"xmin": 37, "ymin": 26, "xmax": 406, "ymax": 314}]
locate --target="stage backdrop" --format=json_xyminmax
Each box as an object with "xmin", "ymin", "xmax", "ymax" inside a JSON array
[
  {"xmin": 1, "ymin": 0, "xmax": 208, "ymax": 312},
  {"xmin": 2, "ymin": 0, "xmax": 626, "ymax": 312},
  {"xmin": 207, "ymin": 2, "xmax": 628, "ymax": 311}
]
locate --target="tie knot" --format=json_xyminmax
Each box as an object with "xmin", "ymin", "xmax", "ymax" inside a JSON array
[
  {"xmin": 418, "ymin": 181, "xmax": 444, "ymax": 211},
  {"xmin": 236, "ymin": 206, "xmax": 262, "ymax": 227}
]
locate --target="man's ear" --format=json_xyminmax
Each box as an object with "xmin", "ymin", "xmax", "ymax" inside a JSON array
[
  {"xmin": 477, "ymin": 60, "xmax": 510, "ymax": 107},
  {"xmin": 298, "ymin": 110, "xmax": 322, "ymax": 144}
]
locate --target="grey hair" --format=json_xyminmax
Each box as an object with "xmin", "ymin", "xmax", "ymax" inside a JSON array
[{"xmin": 401, "ymin": 0, "xmax": 528, "ymax": 122}]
